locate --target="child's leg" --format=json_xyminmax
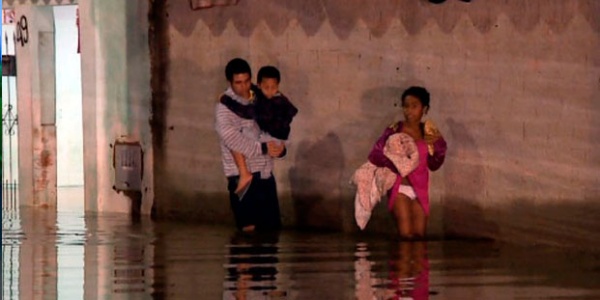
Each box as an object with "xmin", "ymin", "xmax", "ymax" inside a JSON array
[
  {"xmin": 410, "ymin": 201, "xmax": 428, "ymax": 240},
  {"xmin": 231, "ymin": 150, "xmax": 252, "ymax": 194},
  {"xmin": 393, "ymin": 193, "xmax": 414, "ymax": 240}
]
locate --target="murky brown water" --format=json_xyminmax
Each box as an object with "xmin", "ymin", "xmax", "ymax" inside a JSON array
[{"xmin": 3, "ymin": 188, "xmax": 600, "ymax": 299}]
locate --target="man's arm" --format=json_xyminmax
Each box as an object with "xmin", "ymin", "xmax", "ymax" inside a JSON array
[
  {"xmin": 215, "ymin": 103, "xmax": 266, "ymax": 158},
  {"xmin": 220, "ymin": 94, "xmax": 256, "ymax": 119}
]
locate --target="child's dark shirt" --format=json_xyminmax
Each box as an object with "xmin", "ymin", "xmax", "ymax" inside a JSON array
[{"xmin": 220, "ymin": 86, "xmax": 298, "ymax": 140}]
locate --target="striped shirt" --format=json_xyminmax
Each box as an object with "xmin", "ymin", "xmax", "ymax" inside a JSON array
[{"xmin": 215, "ymin": 87, "xmax": 274, "ymax": 178}]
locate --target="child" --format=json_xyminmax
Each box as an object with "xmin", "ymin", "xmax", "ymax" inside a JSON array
[
  {"xmin": 367, "ymin": 86, "xmax": 447, "ymax": 240},
  {"xmin": 220, "ymin": 66, "xmax": 298, "ymax": 199}
]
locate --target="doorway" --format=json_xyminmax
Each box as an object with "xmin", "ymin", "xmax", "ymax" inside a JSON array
[{"xmin": 54, "ymin": 5, "xmax": 84, "ymax": 213}]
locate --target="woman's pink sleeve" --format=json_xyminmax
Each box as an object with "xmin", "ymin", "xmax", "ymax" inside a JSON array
[
  {"xmin": 368, "ymin": 127, "xmax": 398, "ymax": 173},
  {"xmin": 428, "ymin": 137, "xmax": 447, "ymax": 171}
]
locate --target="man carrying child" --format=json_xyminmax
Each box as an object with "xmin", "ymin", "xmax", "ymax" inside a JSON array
[{"xmin": 214, "ymin": 58, "xmax": 297, "ymax": 232}]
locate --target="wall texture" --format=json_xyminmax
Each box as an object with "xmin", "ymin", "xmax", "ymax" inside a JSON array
[
  {"xmin": 79, "ymin": 0, "xmax": 153, "ymax": 214},
  {"xmin": 153, "ymin": 0, "xmax": 600, "ymax": 249},
  {"xmin": 14, "ymin": 5, "xmax": 58, "ymax": 207},
  {"xmin": 2, "ymin": 0, "xmax": 76, "ymax": 8}
]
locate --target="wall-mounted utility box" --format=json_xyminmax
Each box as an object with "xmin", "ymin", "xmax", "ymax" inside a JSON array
[{"xmin": 114, "ymin": 141, "xmax": 143, "ymax": 192}]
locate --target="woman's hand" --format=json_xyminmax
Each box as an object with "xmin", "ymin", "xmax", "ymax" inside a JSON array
[
  {"xmin": 424, "ymin": 120, "xmax": 442, "ymax": 146},
  {"xmin": 424, "ymin": 129, "xmax": 442, "ymax": 145}
]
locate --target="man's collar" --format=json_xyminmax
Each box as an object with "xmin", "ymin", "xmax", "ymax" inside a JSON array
[{"xmin": 225, "ymin": 87, "xmax": 254, "ymax": 104}]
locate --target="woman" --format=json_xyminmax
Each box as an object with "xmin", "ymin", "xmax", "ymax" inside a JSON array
[{"xmin": 368, "ymin": 86, "xmax": 447, "ymax": 239}]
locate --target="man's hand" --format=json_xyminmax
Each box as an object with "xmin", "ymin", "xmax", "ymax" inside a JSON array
[{"xmin": 267, "ymin": 141, "xmax": 285, "ymax": 158}]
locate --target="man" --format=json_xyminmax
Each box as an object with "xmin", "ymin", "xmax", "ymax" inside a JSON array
[{"xmin": 215, "ymin": 58, "xmax": 285, "ymax": 232}]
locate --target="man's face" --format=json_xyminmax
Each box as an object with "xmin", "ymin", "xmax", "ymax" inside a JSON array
[{"xmin": 230, "ymin": 73, "xmax": 251, "ymax": 99}]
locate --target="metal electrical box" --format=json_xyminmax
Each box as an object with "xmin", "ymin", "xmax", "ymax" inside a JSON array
[{"xmin": 114, "ymin": 142, "xmax": 143, "ymax": 192}]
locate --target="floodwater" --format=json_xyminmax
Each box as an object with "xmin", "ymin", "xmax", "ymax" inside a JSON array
[{"xmin": 3, "ymin": 188, "xmax": 600, "ymax": 300}]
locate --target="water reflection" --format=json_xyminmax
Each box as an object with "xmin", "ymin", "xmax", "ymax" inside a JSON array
[
  {"xmin": 354, "ymin": 242, "xmax": 377, "ymax": 299},
  {"xmin": 20, "ymin": 208, "xmax": 59, "ymax": 299},
  {"xmin": 355, "ymin": 241, "xmax": 430, "ymax": 300},
  {"xmin": 3, "ymin": 196, "xmax": 600, "ymax": 299},
  {"xmin": 2, "ymin": 202, "xmax": 21, "ymax": 300},
  {"xmin": 387, "ymin": 242, "xmax": 429, "ymax": 300},
  {"xmin": 224, "ymin": 232, "xmax": 285, "ymax": 299},
  {"xmin": 83, "ymin": 213, "xmax": 156, "ymax": 298}
]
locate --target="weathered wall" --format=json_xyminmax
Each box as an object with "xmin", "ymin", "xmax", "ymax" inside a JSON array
[
  {"xmin": 2, "ymin": 0, "xmax": 76, "ymax": 8},
  {"xmin": 2, "ymin": 0, "xmax": 78, "ymax": 8},
  {"xmin": 79, "ymin": 0, "xmax": 153, "ymax": 214},
  {"xmin": 155, "ymin": 0, "xmax": 600, "ymax": 248},
  {"xmin": 6, "ymin": 0, "xmax": 153, "ymax": 213},
  {"xmin": 14, "ymin": 5, "xmax": 58, "ymax": 207}
]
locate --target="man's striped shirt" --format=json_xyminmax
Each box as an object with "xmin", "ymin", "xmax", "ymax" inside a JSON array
[{"xmin": 215, "ymin": 87, "xmax": 273, "ymax": 178}]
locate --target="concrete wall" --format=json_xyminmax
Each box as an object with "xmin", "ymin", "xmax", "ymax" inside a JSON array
[
  {"xmin": 6, "ymin": 0, "xmax": 155, "ymax": 214},
  {"xmin": 79, "ymin": 0, "xmax": 153, "ymax": 214},
  {"xmin": 2, "ymin": 0, "xmax": 76, "ymax": 8},
  {"xmin": 14, "ymin": 5, "xmax": 58, "ymax": 207},
  {"xmin": 154, "ymin": 0, "xmax": 600, "ymax": 248}
]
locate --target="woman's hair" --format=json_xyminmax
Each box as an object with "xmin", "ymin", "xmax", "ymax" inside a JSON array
[{"xmin": 401, "ymin": 86, "xmax": 430, "ymax": 108}]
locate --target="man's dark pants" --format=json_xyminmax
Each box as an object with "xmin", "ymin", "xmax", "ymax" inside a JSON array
[{"xmin": 227, "ymin": 172, "xmax": 282, "ymax": 231}]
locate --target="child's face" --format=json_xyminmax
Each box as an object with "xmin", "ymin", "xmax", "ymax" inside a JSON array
[
  {"xmin": 258, "ymin": 78, "xmax": 279, "ymax": 99},
  {"xmin": 402, "ymin": 95, "xmax": 427, "ymax": 123}
]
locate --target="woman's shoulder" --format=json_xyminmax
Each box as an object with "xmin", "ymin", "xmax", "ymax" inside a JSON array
[{"xmin": 387, "ymin": 121, "xmax": 404, "ymax": 132}]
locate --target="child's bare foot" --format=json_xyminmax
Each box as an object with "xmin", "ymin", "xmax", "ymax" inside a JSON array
[
  {"xmin": 242, "ymin": 225, "xmax": 255, "ymax": 232},
  {"xmin": 235, "ymin": 173, "xmax": 253, "ymax": 194}
]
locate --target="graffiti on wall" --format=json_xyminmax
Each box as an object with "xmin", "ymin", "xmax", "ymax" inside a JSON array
[
  {"xmin": 2, "ymin": 9, "xmax": 15, "ymax": 24},
  {"xmin": 15, "ymin": 15, "xmax": 28, "ymax": 47}
]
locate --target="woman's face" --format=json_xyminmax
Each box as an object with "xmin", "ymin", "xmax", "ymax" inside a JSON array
[{"xmin": 402, "ymin": 95, "xmax": 427, "ymax": 124}]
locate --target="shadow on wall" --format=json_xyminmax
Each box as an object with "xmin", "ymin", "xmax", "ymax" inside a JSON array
[
  {"xmin": 289, "ymin": 132, "xmax": 344, "ymax": 230},
  {"xmin": 360, "ymin": 86, "xmax": 406, "ymax": 123},
  {"xmin": 276, "ymin": 61, "xmax": 312, "ymax": 116},
  {"xmin": 341, "ymin": 86, "xmax": 407, "ymax": 233},
  {"xmin": 151, "ymin": 57, "xmax": 225, "ymax": 190},
  {"xmin": 167, "ymin": 0, "xmax": 600, "ymax": 39},
  {"xmin": 589, "ymin": 84, "xmax": 600, "ymax": 200},
  {"xmin": 357, "ymin": 79, "xmax": 429, "ymax": 136},
  {"xmin": 442, "ymin": 117, "xmax": 499, "ymax": 239}
]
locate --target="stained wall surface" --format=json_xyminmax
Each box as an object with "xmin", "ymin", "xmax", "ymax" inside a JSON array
[{"xmin": 158, "ymin": 1, "xmax": 599, "ymax": 248}]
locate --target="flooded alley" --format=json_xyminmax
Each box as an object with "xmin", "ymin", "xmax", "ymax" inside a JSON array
[{"xmin": 2, "ymin": 188, "xmax": 600, "ymax": 299}]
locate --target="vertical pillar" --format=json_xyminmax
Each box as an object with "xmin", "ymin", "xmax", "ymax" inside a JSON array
[
  {"xmin": 78, "ymin": 0, "xmax": 99, "ymax": 212},
  {"xmin": 79, "ymin": 0, "xmax": 153, "ymax": 214},
  {"xmin": 15, "ymin": 5, "xmax": 57, "ymax": 207}
]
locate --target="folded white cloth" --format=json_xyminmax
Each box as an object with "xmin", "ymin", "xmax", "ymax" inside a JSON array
[
  {"xmin": 351, "ymin": 133, "xmax": 419, "ymax": 230},
  {"xmin": 384, "ymin": 132, "xmax": 420, "ymax": 177}
]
